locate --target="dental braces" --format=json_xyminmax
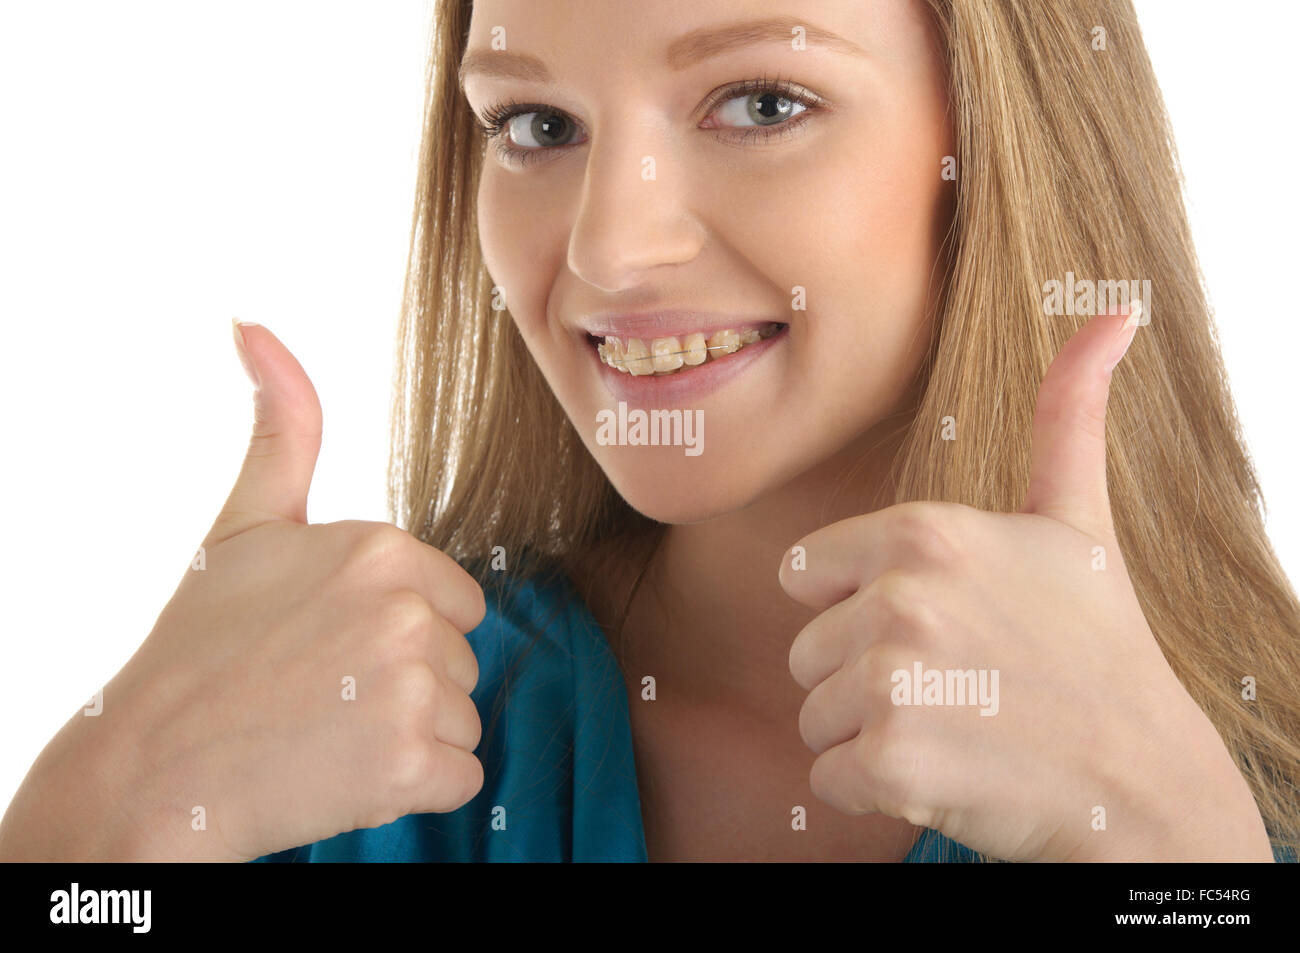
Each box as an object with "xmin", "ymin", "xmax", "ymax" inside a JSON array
[
  {"xmin": 600, "ymin": 322, "xmax": 785, "ymax": 368},
  {"xmin": 603, "ymin": 342, "xmax": 741, "ymax": 367}
]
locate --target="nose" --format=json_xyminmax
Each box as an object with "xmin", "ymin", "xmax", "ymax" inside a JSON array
[{"xmin": 565, "ymin": 122, "xmax": 706, "ymax": 293}]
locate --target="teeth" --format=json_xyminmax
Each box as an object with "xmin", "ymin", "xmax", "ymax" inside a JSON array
[
  {"xmin": 596, "ymin": 323, "xmax": 782, "ymax": 375},
  {"xmin": 599, "ymin": 336, "xmax": 627, "ymax": 372},
  {"xmin": 707, "ymin": 328, "xmax": 741, "ymax": 356},
  {"xmin": 651, "ymin": 336, "xmax": 684, "ymax": 374},
  {"xmin": 682, "ymin": 332, "xmax": 707, "ymax": 365},
  {"xmin": 623, "ymin": 337, "xmax": 653, "ymax": 376}
]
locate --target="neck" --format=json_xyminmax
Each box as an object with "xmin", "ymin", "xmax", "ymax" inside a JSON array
[{"xmin": 601, "ymin": 413, "xmax": 911, "ymax": 725}]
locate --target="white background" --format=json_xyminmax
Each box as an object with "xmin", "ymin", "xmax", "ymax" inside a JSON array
[{"xmin": 0, "ymin": 1, "xmax": 1296, "ymax": 823}]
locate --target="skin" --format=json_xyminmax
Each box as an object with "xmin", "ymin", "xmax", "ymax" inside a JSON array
[
  {"xmin": 462, "ymin": 0, "xmax": 1276, "ymax": 861},
  {"xmin": 0, "ymin": 0, "xmax": 1272, "ymax": 864}
]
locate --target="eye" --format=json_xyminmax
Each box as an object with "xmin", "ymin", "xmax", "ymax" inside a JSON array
[
  {"xmin": 711, "ymin": 92, "xmax": 806, "ymax": 126},
  {"xmin": 474, "ymin": 75, "xmax": 824, "ymax": 168},
  {"xmin": 701, "ymin": 77, "xmax": 821, "ymax": 135},
  {"xmin": 499, "ymin": 110, "xmax": 582, "ymax": 150},
  {"xmin": 475, "ymin": 98, "xmax": 587, "ymax": 167}
]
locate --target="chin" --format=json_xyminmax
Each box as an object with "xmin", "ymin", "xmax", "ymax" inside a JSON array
[
  {"xmin": 592, "ymin": 449, "xmax": 770, "ymax": 525},
  {"xmin": 615, "ymin": 487, "xmax": 753, "ymax": 526}
]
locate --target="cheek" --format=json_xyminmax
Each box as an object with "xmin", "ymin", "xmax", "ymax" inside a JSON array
[
  {"xmin": 703, "ymin": 125, "xmax": 947, "ymax": 398},
  {"xmin": 821, "ymin": 145, "xmax": 947, "ymax": 377},
  {"xmin": 476, "ymin": 165, "xmax": 569, "ymax": 339}
]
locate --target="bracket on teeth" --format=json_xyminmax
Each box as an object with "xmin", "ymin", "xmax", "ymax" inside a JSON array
[
  {"xmin": 597, "ymin": 323, "xmax": 783, "ymax": 370},
  {"xmin": 604, "ymin": 342, "xmax": 737, "ymax": 366}
]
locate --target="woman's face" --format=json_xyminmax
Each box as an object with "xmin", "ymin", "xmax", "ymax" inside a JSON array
[{"xmin": 462, "ymin": 0, "xmax": 953, "ymax": 523}]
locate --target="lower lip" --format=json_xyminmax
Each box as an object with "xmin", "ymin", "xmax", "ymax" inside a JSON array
[{"xmin": 586, "ymin": 325, "xmax": 789, "ymax": 406}]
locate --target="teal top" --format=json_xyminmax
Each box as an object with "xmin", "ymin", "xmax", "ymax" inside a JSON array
[{"xmin": 251, "ymin": 569, "xmax": 1289, "ymax": 863}]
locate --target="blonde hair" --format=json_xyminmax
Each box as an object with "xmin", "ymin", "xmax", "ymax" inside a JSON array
[{"xmin": 389, "ymin": 0, "xmax": 1300, "ymax": 859}]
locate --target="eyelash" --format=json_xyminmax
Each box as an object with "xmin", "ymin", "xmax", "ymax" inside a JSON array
[{"xmin": 475, "ymin": 73, "xmax": 823, "ymax": 168}]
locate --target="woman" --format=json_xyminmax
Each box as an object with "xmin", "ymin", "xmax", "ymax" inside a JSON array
[{"xmin": 1, "ymin": 0, "xmax": 1296, "ymax": 862}]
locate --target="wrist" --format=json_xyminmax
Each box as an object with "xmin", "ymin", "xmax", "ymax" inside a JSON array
[
  {"xmin": 1068, "ymin": 700, "xmax": 1272, "ymax": 862},
  {"xmin": 102, "ymin": 689, "xmax": 254, "ymax": 862},
  {"xmin": 1, "ymin": 695, "xmax": 248, "ymax": 862},
  {"xmin": 0, "ymin": 709, "xmax": 140, "ymax": 860}
]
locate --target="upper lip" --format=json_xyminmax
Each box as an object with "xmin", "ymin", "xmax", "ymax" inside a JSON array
[{"xmin": 576, "ymin": 310, "xmax": 785, "ymax": 341}]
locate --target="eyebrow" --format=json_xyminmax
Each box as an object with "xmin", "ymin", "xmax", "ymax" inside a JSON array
[{"xmin": 458, "ymin": 16, "xmax": 867, "ymax": 93}]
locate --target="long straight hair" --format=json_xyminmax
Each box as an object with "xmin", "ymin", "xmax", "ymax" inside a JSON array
[{"xmin": 389, "ymin": 0, "xmax": 1300, "ymax": 858}]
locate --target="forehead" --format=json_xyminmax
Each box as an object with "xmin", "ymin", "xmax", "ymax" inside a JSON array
[{"xmin": 460, "ymin": 0, "xmax": 890, "ymax": 86}]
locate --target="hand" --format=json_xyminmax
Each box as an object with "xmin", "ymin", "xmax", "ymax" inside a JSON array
[
  {"xmin": 780, "ymin": 305, "xmax": 1273, "ymax": 861},
  {"xmin": 0, "ymin": 321, "xmax": 487, "ymax": 862}
]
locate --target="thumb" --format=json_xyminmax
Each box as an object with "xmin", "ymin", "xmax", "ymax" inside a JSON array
[
  {"xmin": 1019, "ymin": 301, "xmax": 1143, "ymax": 539},
  {"xmin": 206, "ymin": 319, "xmax": 323, "ymax": 545}
]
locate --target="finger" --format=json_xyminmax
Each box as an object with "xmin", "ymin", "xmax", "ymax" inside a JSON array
[
  {"xmin": 206, "ymin": 319, "xmax": 324, "ymax": 545},
  {"xmin": 414, "ymin": 744, "xmax": 485, "ymax": 813},
  {"xmin": 811, "ymin": 731, "xmax": 963, "ymax": 829},
  {"xmin": 1019, "ymin": 301, "xmax": 1142, "ymax": 538},
  {"xmin": 808, "ymin": 730, "xmax": 886, "ymax": 816},
  {"xmin": 430, "ymin": 675, "xmax": 483, "ymax": 752},
  {"xmin": 430, "ymin": 611, "xmax": 481, "ymax": 695},
  {"xmin": 809, "ymin": 726, "xmax": 933, "ymax": 819},
  {"xmin": 779, "ymin": 501, "xmax": 973, "ymax": 611},
  {"xmin": 798, "ymin": 654, "xmax": 880, "ymax": 755},
  {"xmin": 789, "ymin": 586, "xmax": 880, "ymax": 691},
  {"xmin": 406, "ymin": 540, "xmax": 489, "ymax": 636}
]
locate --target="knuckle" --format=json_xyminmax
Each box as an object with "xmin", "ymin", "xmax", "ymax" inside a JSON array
[
  {"xmin": 892, "ymin": 503, "xmax": 966, "ymax": 567},
  {"xmin": 384, "ymin": 589, "xmax": 437, "ymax": 636},
  {"xmin": 899, "ymin": 802, "xmax": 936, "ymax": 830},
  {"xmin": 864, "ymin": 572, "xmax": 934, "ymax": 637},
  {"xmin": 1042, "ymin": 378, "xmax": 1108, "ymax": 444},
  {"xmin": 357, "ymin": 801, "xmax": 404, "ymax": 832},
  {"xmin": 388, "ymin": 660, "xmax": 441, "ymax": 718},
  {"xmin": 373, "ymin": 591, "xmax": 437, "ymax": 663},
  {"xmin": 856, "ymin": 725, "xmax": 929, "ymax": 826},
  {"xmin": 858, "ymin": 643, "xmax": 911, "ymax": 700},
  {"xmin": 359, "ymin": 809, "xmax": 397, "ymax": 832},
  {"xmin": 343, "ymin": 522, "xmax": 412, "ymax": 581},
  {"xmin": 384, "ymin": 736, "xmax": 437, "ymax": 794}
]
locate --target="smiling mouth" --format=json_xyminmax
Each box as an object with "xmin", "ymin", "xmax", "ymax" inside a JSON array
[{"xmin": 591, "ymin": 322, "xmax": 786, "ymax": 376}]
